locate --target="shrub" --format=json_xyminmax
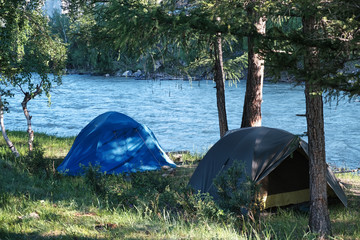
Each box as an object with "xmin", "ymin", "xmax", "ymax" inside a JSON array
[
  {"xmin": 112, "ymin": 170, "xmax": 184, "ymax": 213},
  {"xmin": 214, "ymin": 161, "xmax": 262, "ymax": 222},
  {"xmin": 183, "ymin": 191, "xmax": 229, "ymax": 223},
  {"xmin": 82, "ymin": 168, "xmax": 189, "ymax": 215},
  {"xmin": 13, "ymin": 143, "xmax": 55, "ymax": 177},
  {"xmin": 83, "ymin": 163, "xmax": 108, "ymax": 197}
]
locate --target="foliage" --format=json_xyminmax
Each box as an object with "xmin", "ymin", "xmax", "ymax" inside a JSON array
[
  {"xmin": 181, "ymin": 191, "xmax": 230, "ymax": 223},
  {"xmin": 0, "ymin": 132, "xmax": 359, "ymax": 239},
  {"xmin": 83, "ymin": 163, "xmax": 108, "ymax": 196},
  {"xmin": 0, "ymin": 89, "xmax": 14, "ymax": 113},
  {"xmin": 4, "ymin": 142, "xmax": 59, "ymax": 178},
  {"xmin": 263, "ymin": 0, "xmax": 360, "ymax": 97},
  {"xmin": 105, "ymin": 170, "xmax": 190, "ymax": 214},
  {"xmin": 214, "ymin": 161, "xmax": 262, "ymax": 222},
  {"xmin": 0, "ymin": 1, "xmax": 67, "ymax": 151},
  {"xmin": 261, "ymin": 0, "xmax": 359, "ymax": 236},
  {"xmin": 0, "ymin": 1, "xmax": 67, "ymax": 96},
  {"xmin": 60, "ymin": 0, "xmax": 249, "ymax": 79},
  {"xmin": 18, "ymin": 145, "xmax": 48, "ymax": 175}
]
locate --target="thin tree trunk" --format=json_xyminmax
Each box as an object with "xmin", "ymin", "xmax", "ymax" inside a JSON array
[
  {"xmin": 241, "ymin": 5, "xmax": 266, "ymax": 128},
  {"xmin": 214, "ymin": 32, "xmax": 228, "ymax": 137},
  {"xmin": 0, "ymin": 96, "xmax": 20, "ymax": 157},
  {"xmin": 22, "ymin": 93, "xmax": 34, "ymax": 152},
  {"xmin": 303, "ymin": 15, "xmax": 332, "ymax": 238}
]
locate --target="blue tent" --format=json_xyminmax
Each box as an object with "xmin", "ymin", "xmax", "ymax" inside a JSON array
[{"xmin": 57, "ymin": 111, "xmax": 176, "ymax": 175}]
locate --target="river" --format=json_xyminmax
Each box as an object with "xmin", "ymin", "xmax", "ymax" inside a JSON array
[{"xmin": 5, "ymin": 75, "xmax": 360, "ymax": 169}]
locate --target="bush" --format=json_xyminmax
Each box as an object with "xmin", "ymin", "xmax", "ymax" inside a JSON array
[
  {"xmin": 214, "ymin": 161, "xmax": 262, "ymax": 222},
  {"xmin": 113, "ymin": 171, "xmax": 185, "ymax": 213},
  {"xmin": 82, "ymin": 167, "xmax": 190, "ymax": 216},
  {"xmin": 83, "ymin": 163, "xmax": 108, "ymax": 197},
  {"xmin": 13, "ymin": 143, "xmax": 55, "ymax": 178},
  {"xmin": 181, "ymin": 191, "xmax": 229, "ymax": 223}
]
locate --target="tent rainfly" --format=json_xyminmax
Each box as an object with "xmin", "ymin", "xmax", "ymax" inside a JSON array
[
  {"xmin": 57, "ymin": 111, "xmax": 176, "ymax": 175},
  {"xmin": 188, "ymin": 127, "xmax": 347, "ymax": 209}
]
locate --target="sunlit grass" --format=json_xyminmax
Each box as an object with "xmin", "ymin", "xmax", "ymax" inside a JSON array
[
  {"xmin": 331, "ymin": 172, "xmax": 360, "ymax": 239},
  {"xmin": 0, "ymin": 131, "xmax": 74, "ymax": 159},
  {"xmin": 0, "ymin": 191, "xmax": 244, "ymax": 239},
  {"xmin": 0, "ymin": 132, "xmax": 359, "ymax": 239}
]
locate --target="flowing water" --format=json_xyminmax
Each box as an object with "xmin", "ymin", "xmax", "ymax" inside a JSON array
[{"xmin": 5, "ymin": 75, "xmax": 360, "ymax": 169}]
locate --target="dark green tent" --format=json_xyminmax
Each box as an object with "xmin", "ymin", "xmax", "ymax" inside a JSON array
[{"xmin": 189, "ymin": 127, "xmax": 347, "ymax": 209}]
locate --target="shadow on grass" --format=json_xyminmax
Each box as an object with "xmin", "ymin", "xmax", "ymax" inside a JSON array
[
  {"xmin": 0, "ymin": 230, "xmax": 107, "ymax": 240},
  {"xmin": 0, "ymin": 153, "xmax": 96, "ymax": 208},
  {"xmin": 0, "ymin": 148, "xmax": 193, "ymax": 208}
]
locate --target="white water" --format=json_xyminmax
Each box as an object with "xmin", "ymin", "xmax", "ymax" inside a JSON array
[{"xmin": 4, "ymin": 75, "xmax": 360, "ymax": 169}]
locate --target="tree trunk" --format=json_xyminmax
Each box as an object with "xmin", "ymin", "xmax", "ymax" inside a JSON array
[
  {"xmin": 214, "ymin": 32, "xmax": 228, "ymax": 137},
  {"xmin": 0, "ymin": 96, "xmax": 20, "ymax": 157},
  {"xmin": 241, "ymin": 5, "xmax": 266, "ymax": 128},
  {"xmin": 22, "ymin": 93, "xmax": 34, "ymax": 152},
  {"xmin": 303, "ymin": 15, "xmax": 332, "ymax": 238}
]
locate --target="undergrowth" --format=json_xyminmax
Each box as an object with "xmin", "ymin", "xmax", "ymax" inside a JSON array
[{"xmin": 0, "ymin": 131, "xmax": 358, "ymax": 239}]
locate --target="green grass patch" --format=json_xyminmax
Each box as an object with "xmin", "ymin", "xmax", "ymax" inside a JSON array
[
  {"xmin": 0, "ymin": 131, "xmax": 75, "ymax": 158},
  {"xmin": 0, "ymin": 131, "xmax": 359, "ymax": 239}
]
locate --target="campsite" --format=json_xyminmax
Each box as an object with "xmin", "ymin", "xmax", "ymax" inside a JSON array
[
  {"xmin": 0, "ymin": 130, "xmax": 359, "ymax": 239},
  {"xmin": 0, "ymin": 78, "xmax": 359, "ymax": 238},
  {"xmin": 1, "ymin": 0, "xmax": 360, "ymax": 239}
]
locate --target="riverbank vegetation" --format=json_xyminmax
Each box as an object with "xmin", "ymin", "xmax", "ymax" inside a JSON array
[{"xmin": 0, "ymin": 132, "xmax": 359, "ymax": 239}]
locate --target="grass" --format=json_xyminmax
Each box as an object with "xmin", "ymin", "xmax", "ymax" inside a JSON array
[{"xmin": 0, "ymin": 131, "xmax": 359, "ymax": 239}]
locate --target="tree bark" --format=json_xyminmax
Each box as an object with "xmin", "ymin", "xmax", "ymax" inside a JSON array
[
  {"xmin": 22, "ymin": 92, "xmax": 35, "ymax": 152},
  {"xmin": 214, "ymin": 32, "xmax": 228, "ymax": 138},
  {"xmin": 0, "ymin": 95, "xmax": 20, "ymax": 157},
  {"xmin": 241, "ymin": 5, "xmax": 266, "ymax": 128},
  {"xmin": 303, "ymin": 15, "xmax": 332, "ymax": 238}
]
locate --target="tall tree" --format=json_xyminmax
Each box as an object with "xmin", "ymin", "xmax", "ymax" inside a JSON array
[
  {"xmin": 303, "ymin": 12, "xmax": 331, "ymax": 235},
  {"xmin": 0, "ymin": 0, "xmax": 25, "ymax": 156},
  {"xmin": 263, "ymin": 0, "xmax": 360, "ymax": 236},
  {"xmin": 0, "ymin": 0, "xmax": 67, "ymax": 152},
  {"xmin": 213, "ymin": 30, "xmax": 228, "ymax": 137},
  {"xmin": 241, "ymin": 0, "xmax": 266, "ymax": 128}
]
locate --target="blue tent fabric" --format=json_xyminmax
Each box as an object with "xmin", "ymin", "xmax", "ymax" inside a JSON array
[{"xmin": 57, "ymin": 112, "xmax": 176, "ymax": 175}]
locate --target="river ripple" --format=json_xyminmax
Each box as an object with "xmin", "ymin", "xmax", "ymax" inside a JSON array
[{"xmin": 5, "ymin": 75, "xmax": 360, "ymax": 169}]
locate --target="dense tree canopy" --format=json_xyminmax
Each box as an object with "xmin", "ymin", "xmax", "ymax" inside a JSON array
[
  {"xmin": 61, "ymin": 0, "xmax": 249, "ymax": 78},
  {"xmin": 263, "ymin": 0, "xmax": 360, "ymax": 96},
  {"xmin": 0, "ymin": 0, "xmax": 66, "ymax": 83}
]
